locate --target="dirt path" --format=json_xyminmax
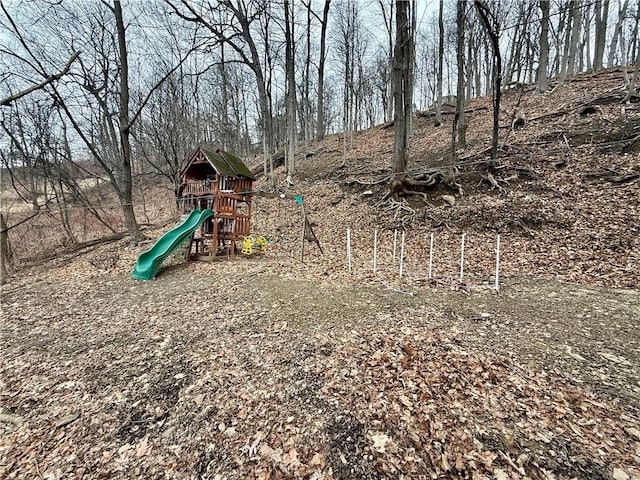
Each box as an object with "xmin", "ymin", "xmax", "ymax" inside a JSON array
[{"xmin": 237, "ymin": 271, "xmax": 640, "ymax": 412}]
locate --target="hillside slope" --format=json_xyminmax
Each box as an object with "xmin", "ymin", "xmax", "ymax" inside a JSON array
[
  {"xmin": 1, "ymin": 69, "xmax": 639, "ymax": 480},
  {"xmin": 253, "ymin": 68, "xmax": 639, "ymax": 288}
]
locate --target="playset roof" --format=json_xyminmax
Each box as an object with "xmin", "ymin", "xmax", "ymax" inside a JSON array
[{"xmin": 182, "ymin": 147, "xmax": 255, "ymax": 180}]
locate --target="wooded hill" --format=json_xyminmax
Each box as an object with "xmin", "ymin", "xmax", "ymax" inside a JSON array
[
  {"xmin": 1, "ymin": 68, "xmax": 639, "ymax": 480},
  {"xmin": 2, "ymin": 68, "xmax": 639, "ymax": 289}
]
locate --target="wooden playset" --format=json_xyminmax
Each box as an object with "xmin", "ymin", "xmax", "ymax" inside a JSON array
[
  {"xmin": 132, "ymin": 146, "xmax": 324, "ymax": 279},
  {"xmin": 177, "ymin": 146, "xmax": 255, "ymax": 259}
]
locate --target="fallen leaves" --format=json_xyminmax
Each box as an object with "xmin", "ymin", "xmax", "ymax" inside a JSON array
[
  {"xmin": 1, "ymin": 69, "xmax": 639, "ymax": 479},
  {"xmin": 54, "ymin": 413, "xmax": 80, "ymax": 429},
  {"xmin": 1, "ymin": 254, "xmax": 639, "ymax": 479},
  {"xmin": 369, "ymin": 432, "xmax": 391, "ymax": 453}
]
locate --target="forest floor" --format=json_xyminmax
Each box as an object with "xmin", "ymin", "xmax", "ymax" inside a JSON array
[
  {"xmin": 1, "ymin": 244, "xmax": 639, "ymax": 479},
  {"xmin": 1, "ymin": 69, "xmax": 640, "ymax": 479}
]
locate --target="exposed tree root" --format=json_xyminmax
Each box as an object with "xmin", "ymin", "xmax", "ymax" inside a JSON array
[
  {"xmin": 389, "ymin": 168, "xmax": 464, "ymax": 200},
  {"xmin": 382, "ymin": 198, "xmax": 416, "ymax": 228},
  {"xmin": 479, "ymin": 171, "xmax": 508, "ymax": 194}
]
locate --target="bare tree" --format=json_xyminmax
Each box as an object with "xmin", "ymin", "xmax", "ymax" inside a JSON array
[
  {"xmin": 566, "ymin": 0, "xmax": 583, "ymax": 77},
  {"xmin": 630, "ymin": 3, "xmax": 640, "ymax": 67},
  {"xmin": 0, "ymin": 108, "xmax": 42, "ymax": 213},
  {"xmin": 537, "ymin": 0, "xmax": 551, "ymax": 92},
  {"xmin": 300, "ymin": 0, "xmax": 313, "ymax": 148},
  {"xmin": 434, "ymin": 0, "xmax": 444, "ymax": 127},
  {"xmin": 392, "ymin": 0, "xmax": 414, "ymax": 175},
  {"xmin": 468, "ymin": 18, "xmax": 484, "ymax": 98},
  {"xmin": 504, "ymin": 2, "xmax": 535, "ymax": 85},
  {"xmin": 608, "ymin": 0, "xmax": 631, "ymax": 67},
  {"xmin": 334, "ymin": 0, "xmax": 357, "ymax": 160},
  {"xmin": 378, "ymin": 1, "xmax": 394, "ymax": 123},
  {"xmin": 593, "ymin": 0, "xmax": 610, "ymax": 71},
  {"xmin": 452, "ymin": 0, "xmax": 467, "ymax": 161},
  {"xmin": 284, "ymin": 0, "xmax": 296, "ymax": 179},
  {"xmin": 474, "ymin": 0, "xmax": 502, "ymax": 165},
  {"xmin": 111, "ymin": 0, "xmax": 143, "ymax": 240},
  {"xmin": 0, "ymin": 50, "xmax": 79, "ymax": 107},
  {"xmin": 316, "ymin": 0, "xmax": 331, "ymax": 140},
  {"xmin": 624, "ymin": 59, "xmax": 639, "ymax": 102},
  {"xmin": 166, "ymin": 1, "xmax": 274, "ymax": 154}
]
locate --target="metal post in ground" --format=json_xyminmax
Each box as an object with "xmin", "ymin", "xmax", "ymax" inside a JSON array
[
  {"xmin": 459, "ymin": 233, "xmax": 466, "ymax": 282},
  {"xmin": 399, "ymin": 231, "xmax": 406, "ymax": 279},
  {"xmin": 373, "ymin": 229, "xmax": 378, "ymax": 273},
  {"xmin": 392, "ymin": 229, "xmax": 398, "ymax": 264},
  {"xmin": 494, "ymin": 234, "xmax": 501, "ymax": 290},
  {"xmin": 347, "ymin": 228, "xmax": 352, "ymax": 273},
  {"xmin": 428, "ymin": 233, "xmax": 434, "ymax": 279}
]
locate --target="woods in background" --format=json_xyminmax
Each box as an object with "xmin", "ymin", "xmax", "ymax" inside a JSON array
[{"xmin": 1, "ymin": 0, "xmax": 639, "ymax": 258}]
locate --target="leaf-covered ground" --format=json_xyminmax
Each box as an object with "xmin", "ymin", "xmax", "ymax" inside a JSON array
[
  {"xmin": 1, "ymin": 246, "xmax": 638, "ymax": 479},
  {"xmin": 1, "ymin": 69, "xmax": 639, "ymax": 479}
]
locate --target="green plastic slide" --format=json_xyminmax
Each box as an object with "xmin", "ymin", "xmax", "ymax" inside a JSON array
[{"xmin": 131, "ymin": 209, "xmax": 214, "ymax": 280}]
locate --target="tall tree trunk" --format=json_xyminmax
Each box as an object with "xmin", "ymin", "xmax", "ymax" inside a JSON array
[
  {"xmin": 624, "ymin": 52, "xmax": 640, "ymax": 102},
  {"xmin": 378, "ymin": 1, "xmax": 395, "ymax": 123},
  {"xmin": 316, "ymin": 0, "xmax": 330, "ymax": 140},
  {"xmin": 560, "ymin": 0, "xmax": 582, "ymax": 78},
  {"xmin": 466, "ymin": 31, "xmax": 474, "ymax": 99},
  {"xmin": 607, "ymin": 0, "xmax": 630, "ymax": 67},
  {"xmin": 284, "ymin": 0, "xmax": 296, "ymax": 178},
  {"xmin": 558, "ymin": 4, "xmax": 570, "ymax": 78},
  {"xmin": 582, "ymin": 9, "xmax": 592, "ymax": 71},
  {"xmin": 473, "ymin": 28, "xmax": 482, "ymax": 97},
  {"xmin": 593, "ymin": 0, "xmax": 610, "ymax": 71},
  {"xmin": 254, "ymin": 66, "xmax": 273, "ymax": 154},
  {"xmin": 505, "ymin": 7, "xmax": 523, "ymax": 84},
  {"xmin": 304, "ymin": 2, "xmax": 312, "ymax": 148},
  {"xmin": 537, "ymin": 0, "xmax": 550, "ymax": 92},
  {"xmin": 114, "ymin": 0, "xmax": 143, "ymax": 242},
  {"xmin": 220, "ymin": 40, "xmax": 229, "ymax": 151},
  {"xmin": 631, "ymin": 6, "xmax": 640, "ymax": 67},
  {"xmin": 408, "ymin": 0, "xmax": 416, "ymax": 140},
  {"xmin": 392, "ymin": 0, "xmax": 412, "ymax": 175},
  {"xmin": 435, "ymin": 0, "xmax": 444, "ymax": 127},
  {"xmin": 452, "ymin": 0, "xmax": 466, "ymax": 161},
  {"xmin": 475, "ymin": 0, "xmax": 502, "ymax": 165}
]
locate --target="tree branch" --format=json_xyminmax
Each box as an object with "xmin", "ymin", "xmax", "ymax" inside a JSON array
[
  {"xmin": 128, "ymin": 41, "xmax": 205, "ymax": 130},
  {"xmin": 0, "ymin": 51, "xmax": 80, "ymax": 107}
]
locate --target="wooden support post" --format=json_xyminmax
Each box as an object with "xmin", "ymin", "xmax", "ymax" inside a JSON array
[
  {"xmin": 0, "ymin": 213, "xmax": 10, "ymax": 285},
  {"xmin": 300, "ymin": 207, "xmax": 306, "ymax": 263}
]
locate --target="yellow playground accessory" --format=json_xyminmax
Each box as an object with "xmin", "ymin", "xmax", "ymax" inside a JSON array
[
  {"xmin": 242, "ymin": 235, "xmax": 255, "ymax": 255},
  {"xmin": 242, "ymin": 235, "xmax": 268, "ymax": 255},
  {"xmin": 255, "ymin": 235, "xmax": 267, "ymax": 253}
]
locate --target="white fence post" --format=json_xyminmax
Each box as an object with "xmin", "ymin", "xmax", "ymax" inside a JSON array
[
  {"xmin": 428, "ymin": 233, "xmax": 434, "ymax": 279},
  {"xmin": 494, "ymin": 234, "xmax": 501, "ymax": 290},
  {"xmin": 459, "ymin": 233, "xmax": 466, "ymax": 282},
  {"xmin": 392, "ymin": 229, "xmax": 398, "ymax": 264},
  {"xmin": 399, "ymin": 231, "xmax": 406, "ymax": 279},
  {"xmin": 347, "ymin": 228, "xmax": 352, "ymax": 273},
  {"xmin": 373, "ymin": 229, "xmax": 378, "ymax": 273}
]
